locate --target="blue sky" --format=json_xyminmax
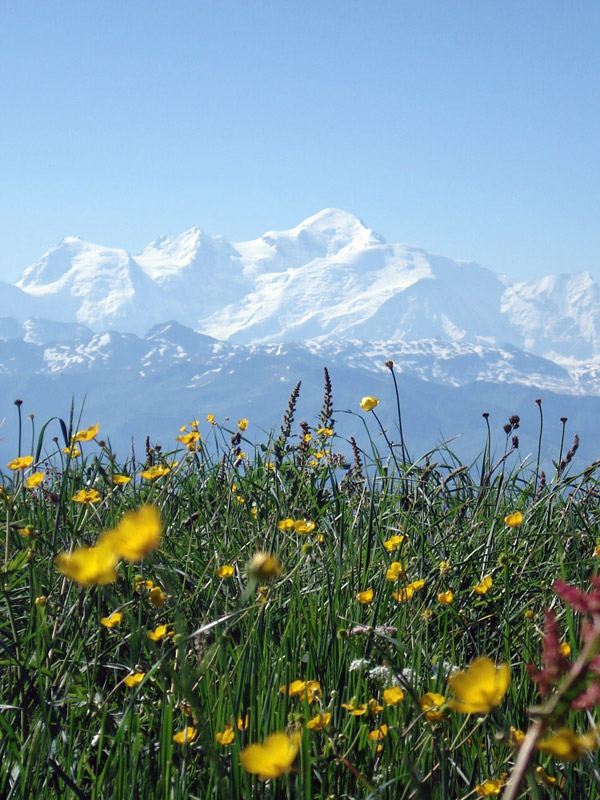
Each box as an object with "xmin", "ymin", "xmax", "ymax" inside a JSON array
[{"xmin": 1, "ymin": 0, "xmax": 599, "ymax": 283}]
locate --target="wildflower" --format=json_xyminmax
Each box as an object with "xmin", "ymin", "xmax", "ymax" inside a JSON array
[
  {"xmin": 247, "ymin": 552, "xmax": 282, "ymax": 581},
  {"xmin": 55, "ymin": 542, "xmax": 118, "ymax": 586},
  {"xmin": 447, "ymin": 656, "xmax": 510, "ymax": 714},
  {"xmin": 25, "ymin": 472, "xmax": 44, "ymax": 488},
  {"xmin": 386, "ymin": 562, "xmax": 405, "ymax": 581},
  {"xmin": 419, "ymin": 692, "xmax": 447, "ymax": 722},
  {"xmin": 135, "ymin": 577, "xmax": 154, "ymax": 590},
  {"xmin": 360, "ymin": 396, "xmax": 379, "ymax": 412},
  {"xmin": 277, "ymin": 518, "xmax": 294, "ymax": 531},
  {"xmin": 357, "ymin": 588, "xmax": 374, "ymax": 604},
  {"xmin": 62, "ymin": 446, "xmax": 82, "ymax": 458},
  {"xmin": 439, "ymin": 560, "xmax": 452, "ymax": 575},
  {"xmin": 392, "ymin": 579, "xmax": 425, "ymax": 603},
  {"xmin": 240, "ymin": 731, "xmax": 302, "ymax": 780},
  {"xmin": 437, "ymin": 590, "xmax": 454, "ymax": 605},
  {"xmin": 383, "ymin": 535, "xmax": 404, "ymax": 552},
  {"xmin": 509, "ymin": 727, "xmax": 525, "ymax": 746},
  {"xmin": 100, "ymin": 611, "xmax": 124, "ymax": 628},
  {"xmin": 72, "ymin": 488, "xmax": 101, "ymax": 504},
  {"xmin": 72, "ymin": 423, "xmax": 100, "ymax": 442},
  {"xmin": 524, "ymin": 609, "xmax": 534, "ymax": 619},
  {"xmin": 367, "ymin": 724, "xmax": 388, "ymax": 741},
  {"xmin": 279, "ymin": 680, "xmax": 321, "ymax": 703},
  {"xmin": 123, "ymin": 671, "xmax": 146, "ymax": 688},
  {"xmin": 176, "ymin": 431, "xmax": 202, "ymax": 450},
  {"xmin": 173, "ymin": 726, "xmax": 198, "ymax": 744},
  {"xmin": 18, "ymin": 525, "xmax": 37, "ymax": 538},
  {"xmin": 216, "ymin": 725, "xmax": 235, "ymax": 745},
  {"xmin": 349, "ymin": 658, "xmax": 371, "ymax": 672},
  {"xmin": 476, "ymin": 778, "xmax": 504, "ymax": 797},
  {"xmin": 302, "ymin": 433, "xmax": 312, "ymax": 443},
  {"xmin": 594, "ymin": 545, "xmax": 600, "ymax": 558},
  {"xmin": 7, "ymin": 455, "xmax": 34, "ymax": 470},
  {"xmin": 147, "ymin": 624, "xmax": 169, "ymax": 641},
  {"xmin": 293, "ymin": 519, "xmax": 316, "ymax": 534},
  {"xmin": 317, "ymin": 427, "xmax": 333, "ymax": 436},
  {"xmin": 100, "ymin": 504, "xmax": 162, "ymax": 561},
  {"xmin": 206, "ymin": 413, "xmax": 216, "ymax": 424},
  {"xmin": 238, "ymin": 715, "xmax": 249, "ymax": 730},
  {"xmin": 535, "ymin": 766, "xmax": 558, "ymax": 788},
  {"xmin": 473, "ymin": 575, "xmax": 493, "ymax": 594},
  {"xmin": 112, "ymin": 474, "xmax": 131, "ymax": 485},
  {"xmin": 383, "ymin": 686, "xmax": 405, "ymax": 705},
  {"xmin": 503, "ymin": 511, "xmax": 523, "ymax": 527},
  {"xmin": 216, "ymin": 564, "xmax": 234, "ymax": 579},
  {"xmin": 536, "ymin": 727, "xmax": 597, "ymax": 761},
  {"xmin": 238, "ymin": 418, "xmax": 248, "ymax": 431},
  {"xmin": 306, "ymin": 712, "xmax": 331, "ymax": 731},
  {"xmin": 559, "ymin": 641, "xmax": 571, "ymax": 658},
  {"xmin": 140, "ymin": 465, "xmax": 170, "ymax": 480},
  {"xmin": 35, "ymin": 595, "xmax": 48, "ymax": 607}
]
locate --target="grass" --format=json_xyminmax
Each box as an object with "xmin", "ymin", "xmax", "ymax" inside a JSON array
[{"xmin": 1, "ymin": 375, "xmax": 600, "ymax": 799}]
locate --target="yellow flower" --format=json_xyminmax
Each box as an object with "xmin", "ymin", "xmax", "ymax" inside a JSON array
[
  {"xmin": 112, "ymin": 474, "xmax": 131, "ymax": 485},
  {"xmin": 386, "ymin": 562, "xmax": 405, "ymax": 581},
  {"xmin": 279, "ymin": 680, "xmax": 321, "ymax": 704},
  {"xmin": 306, "ymin": 712, "xmax": 331, "ymax": 731},
  {"xmin": 302, "ymin": 433, "xmax": 312, "ymax": 443},
  {"xmin": 437, "ymin": 590, "xmax": 454, "ymax": 605},
  {"xmin": 509, "ymin": 727, "xmax": 526, "ymax": 747},
  {"xmin": 147, "ymin": 624, "xmax": 169, "ymax": 641},
  {"xmin": 206, "ymin": 413, "xmax": 216, "ymax": 424},
  {"xmin": 357, "ymin": 588, "xmax": 374, "ymax": 604},
  {"xmin": 18, "ymin": 525, "xmax": 37, "ymax": 538},
  {"xmin": 367, "ymin": 724, "xmax": 388, "ymax": 741},
  {"xmin": 383, "ymin": 686, "xmax": 405, "ymax": 705},
  {"xmin": 72, "ymin": 488, "xmax": 101, "ymax": 504},
  {"xmin": 173, "ymin": 726, "xmax": 198, "ymax": 744},
  {"xmin": 7, "ymin": 455, "xmax": 34, "ymax": 470},
  {"xmin": 247, "ymin": 552, "xmax": 282, "ymax": 581},
  {"xmin": 439, "ymin": 560, "xmax": 452, "ymax": 575},
  {"xmin": 594, "ymin": 545, "xmax": 600, "ymax": 558},
  {"xmin": 100, "ymin": 504, "xmax": 162, "ymax": 561},
  {"xmin": 558, "ymin": 641, "xmax": 571, "ymax": 658},
  {"xmin": 238, "ymin": 418, "xmax": 248, "ymax": 431},
  {"xmin": 503, "ymin": 511, "xmax": 523, "ymax": 527},
  {"xmin": 140, "ymin": 465, "xmax": 170, "ymax": 480},
  {"xmin": 135, "ymin": 577, "xmax": 154, "ymax": 590},
  {"xmin": 473, "ymin": 575, "xmax": 493, "ymax": 594},
  {"xmin": 25, "ymin": 471, "xmax": 45, "ymax": 488},
  {"xmin": 317, "ymin": 427, "xmax": 333, "ymax": 436},
  {"xmin": 216, "ymin": 725, "xmax": 235, "ymax": 745},
  {"xmin": 293, "ymin": 519, "xmax": 316, "ymax": 534},
  {"xmin": 392, "ymin": 579, "xmax": 425, "ymax": 603},
  {"xmin": 175, "ymin": 431, "xmax": 202, "ymax": 449},
  {"xmin": 536, "ymin": 728, "xmax": 597, "ymax": 761},
  {"xmin": 419, "ymin": 692, "xmax": 447, "ymax": 722},
  {"xmin": 123, "ymin": 671, "xmax": 146, "ymax": 688},
  {"xmin": 35, "ymin": 595, "xmax": 48, "ymax": 607},
  {"xmin": 72, "ymin": 423, "xmax": 100, "ymax": 442},
  {"xmin": 277, "ymin": 518, "xmax": 294, "ymax": 531},
  {"xmin": 216, "ymin": 564, "xmax": 234, "ymax": 579},
  {"xmin": 359, "ymin": 396, "xmax": 379, "ymax": 412},
  {"xmin": 100, "ymin": 611, "xmax": 124, "ymax": 628},
  {"xmin": 383, "ymin": 534, "xmax": 404, "ymax": 552},
  {"xmin": 237, "ymin": 715, "xmax": 249, "ymax": 730},
  {"xmin": 535, "ymin": 766, "xmax": 558, "ymax": 788},
  {"xmin": 240, "ymin": 731, "xmax": 302, "ymax": 780},
  {"xmin": 149, "ymin": 586, "xmax": 165, "ymax": 607},
  {"xmin": 55, "ymin": 542, "xmax": 118, "ymax": 586},
  {"xmin": 62, "ymin": 446, "xmax": 82, "ymax": 458},
  {"xmin": 447, "ymin": 656, "xmax": 510, "ymax": 714},
  {"xmin": 476, "ymin": 778, "xmax": 504, "ymax": 797}
]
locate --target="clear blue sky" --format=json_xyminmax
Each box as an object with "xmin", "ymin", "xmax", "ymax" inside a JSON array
[{"xmin": 1, "ymin": 0, "xmax": 599, "ymax": 283}]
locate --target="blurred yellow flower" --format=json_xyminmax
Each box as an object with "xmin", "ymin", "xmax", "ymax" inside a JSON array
[
  {"xmin": 293, "ymin": 519, "xmax": 316, "ymax": 534},
  {"xmin": 147, "ymin": 624, "xmax": 169, "ymax": 641},
  {"xmin": 62, "ymin": 446, "xmax": 82, "ymax": 458},
  {"xmin": 240, "ymin": 731, "xmax": 302, "ymax": 780},
  {"xmin": 100, "ymin": 504, "xmax": 162, "ymax": 561},
  {"xmin": 123, "ymin": 671, "xmax": 146, "ymax": 687},
  {"xmin": 18, "ymin": 525, "xmax": 37, "ymax": 538},
  {"xmin": 277, "ymin": 518, "xmax": 294, "ymax": 531},
  {"xmin": 247, "ymin": 552, "xmax": 282, "ymax": 581},
  {"xmin": 357, "ymin": 588, "xmax": 374, "ymax": 604},
  {"xmin": 35, "ymin": 595, "xmax": 48, "ymax": 607},
  {"xmin": 476, "ymin": 778, "xmax": 504, "ymax": 797},
  {"xmin": 503, "ymin": 511, "xmax": 523, "ymax": 527},
  {"xmin": 238, "ymin": 418, "xmax": 248, "ymax": 431},
  {"xmin": 383, "ymin": 535, "xmax": 404, "ymax": 552},
  {"xmin": 386, "ymin": 562, "xmax": 405, "ymax": 581},
  {"xmin": 206, "ymin": 413, "xmax": 216, "ymax": 424},
  {"xmin": 437, "ymin": 590, "xmax": 454, "ymax": 605},
  {"xmin": 359, "ymin": 396, "xmax": 379, "ymax": 411},
  {"xmin": 419, "ymin": 692, "xmax": 447, "ymax": 722},
  {"xmin": 439, "ymin": 560, "xmax": 452, "ymax": 575},
  {"xmin": 135, "ymin": 577, "xmax": 154, "ymax": 590},
  {"xmin": 72, "ymin": 423, "xmax": 100, "ymax": 442},
  {"xmin": 173, "ymin": 726, "xmax": 198, "ymax": 744},
  {"xmin": 279, "ymin": 680, "xmax": 321, "ymax": 704},
  {"xmin": 447, "ymin": 657, "xmax": 510, "ymax": 714},
  {"xmin": 149, "ymin": 586, "xmax": 165, "ymax": 607},
  {"xmin": 72, "ymin": 488, "xmax": 101, "ymax": 504},
  {"xmin": 536, "ymin": 728, "xmax": 597, "ymax": 761},
  {"xmin": 306, "ymin": 712, "xmax": 331, "ymax": 731},
  {"xmin": 509, "ymin": 727, "xmax": 525, "ymax": 747},
  {"xmin": 535, "ymin": 766, "xmax": 558, "ymax": 788},
  {"xmin": 559, "ymin": 641, "xmax": 571, "ymax": 658},
  {"xmin": 383, "ymin": 686, "xmax": 405, "ymax": 705},
  {"xmin": 392, "ymin": 579, "xmax": 425, "ymax": 603},
  {"xmin": 55, "ymin": 542, "xmax": 118, "ymax": 586},
  {"xmin": 100, "ymin": 611, "xmax": 124, "ymax": 628},
  {"xmin": 367, "ymin": 724, "xmax": 388, "ymax": 741},
  {"xmin": 25, "ymin": 471, "xmax": 44, "ymax": 488},
  {"xmin": 317, "ymin": 427, "xmax": 333, "ymax": 436},
  {"xmin": 216, "ymin": 725, "xmax": 235, "ymax": 745},
  {"xmin": 7, "ymin": 455, "xmax": 34, "ymax": 470},
  {"xmin": 112, "ymin": 474, "xmax": 131, "ymax": 485},
  {"xmin": 216, "ymin": 564, "xmax": 234, "ymax": 579},
  {"xmin": 473, "ymin": 575, "xmax": 493, "ymax": 594}
]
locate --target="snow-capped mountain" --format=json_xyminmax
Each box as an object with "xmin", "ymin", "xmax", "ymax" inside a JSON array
[{"xmin": 3, "ymin": 208, "xmax": 600, "ymax": 361}]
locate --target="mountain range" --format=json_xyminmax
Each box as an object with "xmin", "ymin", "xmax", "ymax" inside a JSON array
[{"xmin": 1, "ymin": 209, "xmax": 599, "ymax": 468}]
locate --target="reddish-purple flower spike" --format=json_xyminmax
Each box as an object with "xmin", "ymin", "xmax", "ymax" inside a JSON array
[
  {"xmin": 528, "ymin": 609, "xmax": 570, "ymax": 695},
  {"xmin": 570, "ymin": 681, "xmax": 600, "ymax": 710},
  {"xmin": 554, "ymin": 579, "xmax": 600, "ymax": 616}
]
